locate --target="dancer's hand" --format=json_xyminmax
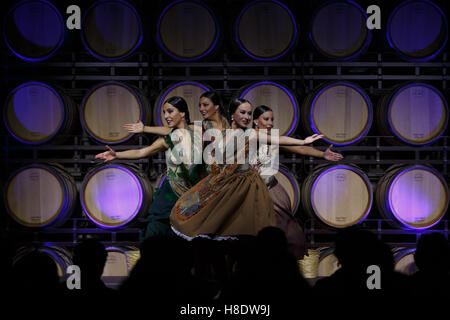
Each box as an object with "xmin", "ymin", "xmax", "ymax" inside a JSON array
[
  {"xmin": 122, "ymin": 119, "xmax": 144, "ymax": 133},
  {"xmin": 304, "ymin": 134, "xmax": 323, "ymax": 144},
  {"xmin": 323, "ymin": 145, "xmax": 343, "ymax": 162},
  {"xmin": 95, "ymin": 145, "xmax": 116, "ymax": 162}
]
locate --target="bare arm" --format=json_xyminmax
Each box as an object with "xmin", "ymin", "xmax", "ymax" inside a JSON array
[
  {"xmin": 95, "ymin": 138, "xmax": 169, "ymax": 162},
  {"xmin": 281, "ymin": 144, "xmax": 343, "ymax": 161},
  {"xmin": 254, "ymin": 130, "xmax": 323, "ymax": 146},
  {"xmin": 122, "ymin": 119, "xmax": 172, "ymax": 136}
]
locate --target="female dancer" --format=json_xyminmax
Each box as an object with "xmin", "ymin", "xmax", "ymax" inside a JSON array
[
  {"xmin": 95, "ymin": 96, "xmax": 206, "ymax": 240},
  {"xmin": 169, "ymin": 94, "xmax": 323, "ymax": 241},
  {"xmin": 250, "ymin": 104, "xmax": 343, "ymax": 259}
]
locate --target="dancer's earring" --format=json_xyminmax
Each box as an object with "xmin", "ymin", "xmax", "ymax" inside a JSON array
[{"xmin": 231, "ymin": 116, "xmax": 234, "ymax": 121}]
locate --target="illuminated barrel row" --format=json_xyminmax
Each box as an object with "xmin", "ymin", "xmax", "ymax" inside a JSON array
[
  {"xmin": 5, "ymin": 163, "xmax": 152, "ymax": 229},
  {"xmin": 303, "ymin": 247, "xmax": 417, "ymax": 278},
  {"xmin": 6, "ymin": 80, "xmax": 446, "ymax": 146},
  {"xmin": 13, "ymin": 245, "xmax": 140, "ymax": 282},
  {"xmin": 4, "ymin": 163, "xmax": 447, "ymax": 230},
  {"xmin": 4, "ymin": 0, "xmax": 447, "ymax": 62}
]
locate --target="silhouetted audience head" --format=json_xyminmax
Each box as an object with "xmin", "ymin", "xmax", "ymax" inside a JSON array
[
  {"xmin": 11, "ymin": 249, "xmax": 59, "ymax": 296},
  {"xmin": 334, "ymin": 227, "xmax": 394, "ymax": 273},
  {"xmin": 73, "ymin": 238, "xmax": 107, "ymax": 279},
  {"xmin": 414, "ymin": 232, "xmax": 449, "ymax": 274},
  {"xmin": 256, "ymin": 226, "xmax": 289, "ymax": 254}
]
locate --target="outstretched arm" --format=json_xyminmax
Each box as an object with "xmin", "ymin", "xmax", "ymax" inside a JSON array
[
  {"xmin": 122, "ymin": 119, "xmax": 172, "ymax": 136},
  {"xmin": 253, "ymin": 130, "xmax": 323, "ymax": 146},
  {"xmin": 95, "ymin": 138, "xmax": 168, "ymax": 162},
  {"xmin": 281, "ymin": 144, "xmax": 343, "ymax": 161}
]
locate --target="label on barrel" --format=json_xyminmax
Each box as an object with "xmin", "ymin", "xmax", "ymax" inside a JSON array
[
  {"xmin": 413, "ymin": 133, "xmax": 424, "ymax": 139},
  {"xmin": 106, "ymin": 171, "xmax": 116, "ymax": 180},
  {"xmin": 29, "ymin": 171, "xmax": 40, "ymax": 181},
  {"xmin": 109, "ymin": 132, "xmax": 120, "ymax": 137},
  {"xmin": 262, "ymin": 88, "xmax": 271, "ymax": 97},
  {"xmin": 335, "ymin": 133, "xmax": 347, "ymax": 138},
  {"xmin": 335, "ymin": 217, "xmax": 347, "ymax": 222},
  {"xmin": 183, "ymin": 89, "xmax": 193, "ymax": 97},
  {"xmin": 413, "ymin": 173, "xmax": 423, "ymax": 182},
  {"xmin": 110, "ymin": 215, "xmax": 121, "ymax": 221},
  {"xmin": 107, "ymin": 87, "xmax": 116, "ymax": 96},
  {"xmin": 29, "ymin": 87, "xmax": 40, "ymax": 97},
  {"xmin": 412, "ymin": 88, "xmax": 424, "ymax": 96},
  {"xmin": 336, "ymin": 173, "xmax": 346, "ymax": 182},
  {"xmin": 336, "ymin": 87, "xmax": 346, "ymax": 96}
]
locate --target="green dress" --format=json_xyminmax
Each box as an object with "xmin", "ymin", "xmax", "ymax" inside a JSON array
[{"xmin": 141, "ymin": 126, "xmax": 207, "ymax": 240}]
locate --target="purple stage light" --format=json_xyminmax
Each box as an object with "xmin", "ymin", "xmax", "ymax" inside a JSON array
[
  {"xmin": 386, "ymin": 0, "xmax": 448, "ymax": 61},
  {"xmin": 80, "ymin": 165, "xmax": 145, "ymax": 229},
  {"xmin": 3, "ymin": 0, "xmax": 65, "ymax": 62}
]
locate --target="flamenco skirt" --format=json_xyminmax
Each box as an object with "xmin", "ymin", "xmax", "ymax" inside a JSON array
[
  {"xmin": 269, "ymin": 179, "xmax": 307, "ymax": 260},
  {"xmin": 170, "ymin": 168, "xmax": 276, "ymax": 239}
]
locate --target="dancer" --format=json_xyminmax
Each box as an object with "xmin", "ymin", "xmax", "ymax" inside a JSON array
[
  {"xmin": 169, "ymin": 95, "xmax": 323, "ymax": 241},
  {"xmin": 95, "ymin": 97, "xmax": 206, "ymax": 240},
  {"xmin": 250, "ymin": 104, "xmax": 343, "ymax": 259}
]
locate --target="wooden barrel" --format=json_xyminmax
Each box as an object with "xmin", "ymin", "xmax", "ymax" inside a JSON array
[
  {"xmin": 81, "ymin": 81, "xmax": 151, "ymax": 144},
  {"xmin": 302, "ymin": 81, "xmax": 372, "ymax": 145},
  {"xmin": 239, "ymin": 82, "xmax": 299, "ymax": 136},
  {"xmin": 393, "ymin": 247, "xmax": 417, "ymax": 275},
  {"xmin": 14, "ymin": 246, "xmax": 73, "ymax": 278},
  {"xmin": 80, "ymin": 163, "xmax": 152, "ymax": 228},
  {"xmin": 376, "ymin": 165, "xmax": 448, "ymax": 230},
  {"xmin": 318, "ymin": 247, "xmax": 341, "ymax": 277},
  {"xmin": 301, "ymin": 164, "xmax": 373, "ymax": 228},
  {"xmin": 376, "ymin": 83, "xmax": 448, "ymax": 145},
  {"xmin": 157, "ymin": 0, "xmax": 219, "ymax": 61},
  {"xmin": 274, "ymin": 165, "xmax": 301, "ymax": 215},
  {"xmin": 103, "ymin": 246, "xmax": 140, "ymax": 277},
  {"xmin": 235, "ymin": 0, "xmax": 297, "ymax": 60},
  {"xmin": 101, "ymin": 246, "xmax": 140, "ymax": 289},
  {"xmin": 154, "ymin": 81, "xmax": 212, "ymax": 126},
  {"xmin": 387, "ymin": 0, "xmax": 448, "ymax": 61},
  {"xmin": 3, "ymin": 82, "xmax": 77, "ymax": 145},
  {"xmin": 3, "ymin": 0, "xmax": 65, "ymax": 61},
  {"xmin": 4, "ymin": 163, "xmax": 77, "ymax": 228},
  {"xmin": 81, "ymin": 0, "xmax": 143, "ymax": 61},
  {"xmin": 309, "ymin": 0, "xmax": 371, "ymax": 60}
]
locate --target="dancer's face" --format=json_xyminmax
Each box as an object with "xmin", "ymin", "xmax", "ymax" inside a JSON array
[
  {"xmin": 232, "ymin": 102, "xmax": 252, "ymax": 129},
  {"xmin": 163, "ymin": 103, "xmax": 184, "ymax": 128},
  {"xmin": 199, "ymin": 97, "xmax": 219, "ymax": 120},
  {"xmin": 254, "ymin": 111, "xmax": 274, "ymax": 132}
]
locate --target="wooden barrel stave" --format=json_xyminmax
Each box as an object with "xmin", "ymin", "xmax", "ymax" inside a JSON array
[
  {"xmin": 239, "ymin": 81, "xmax": 299, "ymax": 136},
  {"xmin": 301, "ymin": 164, "xmax": 373, "ymax": 228},
  {"xmin": 302, "ymin": 81, "xmax": 372, "ymax": 145},
  {"xmin": 81, "ymin": 81, "xmax": 151, "ymax": 144},
  {"xmin": 376, "ymin": 165, "xmax": 448, "ymax": 230},
  {"xmin": 82, "ymin": 0, "xmax": 143, "ymax": 61},
  {"xmin": 80, "ymin": 163, "xmax": 152, "ymax": 228},
  {"xmin": 4, "ymin": 0, "xmax": 65, "ymax": 61},
  {"xmin": 157, "ymin": 0, "xmax": 219, "ymax": 61},
  {"xmin": 4, "ymin": 163, "xmax": 77, "ymax": 228}
]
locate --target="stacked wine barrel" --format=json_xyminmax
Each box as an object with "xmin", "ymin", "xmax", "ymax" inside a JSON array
[{"xmin": 2, "ymin": 1, "xmax": 449, "ymax": 280}]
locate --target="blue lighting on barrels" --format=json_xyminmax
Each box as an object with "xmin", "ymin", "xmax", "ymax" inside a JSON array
[{"xmin": 3, "ymin": 0, "xmax": 65, "ymax": 61}]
